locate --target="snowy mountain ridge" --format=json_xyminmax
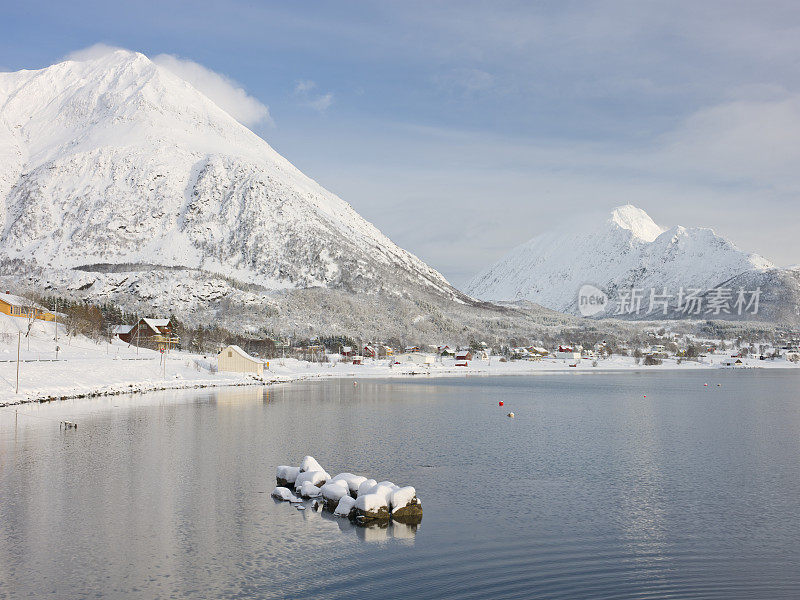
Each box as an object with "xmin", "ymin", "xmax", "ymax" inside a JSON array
[
  {"xmin": 0, "ymin": 50, "xmax": 461, "ymax": 300},
  {"xmin": 465, "ymin": 205, "xmax": 778, "ymax": 315}
]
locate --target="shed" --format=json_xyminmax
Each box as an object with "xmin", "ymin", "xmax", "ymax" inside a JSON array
[{"xmin": 218, "ymin": 345, "xmax": 264, "ymax": 375}]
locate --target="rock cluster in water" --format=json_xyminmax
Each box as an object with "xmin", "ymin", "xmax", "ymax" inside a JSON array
[{"xmin": 272, "ymin": 456, "xmax": 422, "ymax": 526}]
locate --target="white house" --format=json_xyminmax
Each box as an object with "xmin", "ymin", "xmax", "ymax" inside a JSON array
[
  {"xmin": 218, "ymin": 345, "xmax": 265, "ymax": 375},
  {"xmin": 396, "ymin": 353, "xmax": 435, "ymax": 366}
]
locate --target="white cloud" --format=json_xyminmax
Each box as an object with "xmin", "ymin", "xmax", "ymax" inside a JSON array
[
  {"xmin": 153, "ymin": 53, "xmax": 272, "ymax": 126},
  {"xmin": 308, "ymin": 92, "xmax": 334, "ymax": 113},
  {"xmin": 293, "ymin": 78, "xmax": 333, "ymax": 112},
  {"xmin": 294, "ymin": 79, "xmax": 317, "ymax": 94},
  {"xmin": 64, "ymin": 43, "xmax": 126, "ymax": 62},
  {"xmin": 657, "ymin": 92, "xmax": 800, "ymax": 188},
  {"xmin": 61, "ymin": 44, "xmax": 272, "ymax": 127}
]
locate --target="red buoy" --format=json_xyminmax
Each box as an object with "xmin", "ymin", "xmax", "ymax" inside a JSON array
[{"xmin": 499, "ymin": 401, "xmax": 504, "ymax": 406}]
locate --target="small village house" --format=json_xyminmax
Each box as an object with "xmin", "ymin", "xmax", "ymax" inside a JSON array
[
  {"xmin": 396, "ymin": 353, "xmax": 435, "ymax": 366},
  {"xmin": 218, "ymin": 344, "xmax": 265, "ymax": 375},
  {"xmin": 112, "ymin": 324, "xmax": 133, "ymax": 339},
  {"xmin": 555, "ymin": 345, "xmax": 581, "ymax": 360},
  {"xmin": 0, "ymin": 292, "xmax": 57, "ymax": 322},
  {"xmin": 455, "ymin": 350, "xmax": 471, "ymax": 366},
  {"xmin": 121, "ymin": 317, "xmax": 179, "ymax": 350}
]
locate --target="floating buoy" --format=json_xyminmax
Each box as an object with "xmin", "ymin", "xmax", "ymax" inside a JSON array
[
  {"xmin": 717, "ymin": 384, "xmax": 721, "ymax": 387},
  {"xmin": 499, "ymin": 401, "xmax": 504, "ymax": 406},
  {"xmin": 643, "ymin": 395, "xmax": 646, "ymax": 398},
  {"xmin": 704, "ymin": 383, "xmax": 708, "ymax": 387},
  {"xmin": 353, "ymin": 381, "xmax": 358, "ymax": 386},
  {"xmin": 507, "ymin": 412, "xmax": 515, "ymax": 418}
]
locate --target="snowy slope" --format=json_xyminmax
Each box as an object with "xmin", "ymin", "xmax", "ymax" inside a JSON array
[
  {"xmin": 465, "ymin": 205, "xmax": 777, "ymax": 315},
  {"xmin": 0, "ymin": 50, "xmax": 461, "ymax": 300}
]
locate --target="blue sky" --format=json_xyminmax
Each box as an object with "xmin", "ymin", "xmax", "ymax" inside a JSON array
[{"xmin": 2, "ymin": 1, "xmax": 799, "ymax": 285}]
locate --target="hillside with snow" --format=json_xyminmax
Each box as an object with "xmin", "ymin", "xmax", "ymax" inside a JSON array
[
  {"xmin": 0, "ymin": 49, "xmax": 592, "ymax": 340},
  {"xmin": 0, "ymin": 50, "xmax": 463, "ymax": 301},
  {"xmin": 466, "ymin": 205, "xmax": 798, "ymax": 323}
]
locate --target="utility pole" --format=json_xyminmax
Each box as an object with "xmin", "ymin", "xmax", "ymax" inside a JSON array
[
  {"xmin": 54, "ymin": 298, "xmax": 59, "ymax": 343},
  {"xmin": 16, "ymin": 332, "xmax": 21, "ymax": 394}
]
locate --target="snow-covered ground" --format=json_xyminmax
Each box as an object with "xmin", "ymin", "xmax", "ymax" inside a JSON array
[
  {"xmin": 0, "ymin": 315, "xmax": 285, "ymax": 407},
  {"xmin": 0, "ymin": 313, "xmax": 795, "ymax": 407}
]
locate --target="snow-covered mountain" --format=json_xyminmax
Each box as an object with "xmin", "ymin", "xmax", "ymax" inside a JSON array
[
  {"xmin": 0, "ymin": 49, "xmax": 463, "ymax": 304},
  {"xmin": 464, "ymin": 205, "xmax": 792, "ymax": 319}
]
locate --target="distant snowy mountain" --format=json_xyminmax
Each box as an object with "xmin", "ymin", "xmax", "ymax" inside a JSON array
[
  {"xmin": 0, "ymin": 50, "xmax": 462, "ymax": 302},
  {"xmin": 464, "ymin": 205, "xmax": 796, "ymax": 321}
]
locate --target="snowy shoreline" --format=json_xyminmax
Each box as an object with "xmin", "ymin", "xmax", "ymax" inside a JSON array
[
  {"xmin": 0, "ymin": 310, "xmax": 795, "ymax": 409},
  {"xmin": 1, "ymin": 351, "xmax": 796, "ymax": 409}
]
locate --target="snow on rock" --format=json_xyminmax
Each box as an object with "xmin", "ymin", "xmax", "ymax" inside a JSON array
[
  {"xmin": 271, "ymin": 487, "xmax": 300, "ymax": 503},
  {"xmin": 331, "ymin": 472, "xmax": 368, "ymax": 494},
  {"xmin": 389, "ymin": 486, "xmax": 423, "ymax": 523},
  {"xmin": 275, "ymin": 457, "xmax": 421, "ymax": 524},
  {"xmin": 354, "ymin": 493, "xmax": 389, "ymax": 514},
  {"xmin": 299, "ymin": 456, "xmax": 325, "ymax": 473},
  {"xmin": 390, "ymin": 486, "xmax": 418, "ymax": 512},
  {"xmin": 276, "ymin": 465, "xmax": 300, "ymax": 486},
  {"xmin": 357, "ymin": 479, "xmax": 378, "ymax": 497},
  {"xmin": 293, "ymin": 470, "xmax": 329, "ymax": 491},
  {"xmin": 299, "ymin": 481, "xmax": 323, "ymax": 498},
  {"xmin": 366, "ymin": 482, "xmax": 399, "ymax": 505},
  {"xmin": 334, "ymin": 495, "xmax": 356, "ymax": 517},
  {"xmin": 321, "ymin": 480, "xmax": 350, "ymax": 502}
]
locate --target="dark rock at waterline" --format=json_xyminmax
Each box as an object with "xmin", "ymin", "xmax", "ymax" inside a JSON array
[
  {"xmin": 391, "ymin": 498, "xmax": 423, "ymax": 525},
  {"xmin": 350, "ymin": 506, "xmax": 392, "ymax": 524}
]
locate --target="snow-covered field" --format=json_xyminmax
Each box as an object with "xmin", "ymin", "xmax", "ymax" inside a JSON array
[{"xmin": 0, "ymin": 313, "xmax": 795, "ymax": 408}]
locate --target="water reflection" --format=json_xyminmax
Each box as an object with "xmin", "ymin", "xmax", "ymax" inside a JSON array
[
  {"xmin": 1, "ymin": 372, "xmax": 800, "ymax": 599},
  {"xmin": 273, "ymin": 496, "xmax": 419, "ymax": 544}
]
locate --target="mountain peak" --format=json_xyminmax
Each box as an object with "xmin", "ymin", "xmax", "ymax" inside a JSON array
[
  {"xmin": 608, "ymin": 204, "xmax": 664, "ymax": 242},
  {"xmin": 0, "ymin": 51, "xmax": 460, "ymax": 305}
]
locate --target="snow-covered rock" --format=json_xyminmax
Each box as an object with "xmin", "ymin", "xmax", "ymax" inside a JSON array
[
  {"xmin": 352, "ymin": 493, "xmax": 391, "ymax": 522},
  {"xmin": 298, "ymin": 481, "xmax": 323, "ymax": 498},
  {"xmin": 320, "ymin": 480, "xmax": 350, "ymax": 503},
  {"xmin": 357, "ymin": 479, "xmax": 378, "ymax": 497},
  {"xmin": 271, "ymin": 486, "xmax": 300, "ymax": 502},
  {"xmin": 330, "ymin": 472, "xmax": 368, "ymax": 495},
  {"xmin": 334, "ymin": 495, "xmax": 357, "ymax": 517},
  {"xmin": 390, "ymin": 486, "xmax": 423, "ymax": 524},
  {"xmin": 299, "ymin": 456, "xmax": 325, "ymax": 474},
  {"xmin": 293, "ymin": 470, "xmax": 329, "ymax": 491},
  {"xmin": 276, "ymin": 465, "xmax": 300, "ymax": 487}
]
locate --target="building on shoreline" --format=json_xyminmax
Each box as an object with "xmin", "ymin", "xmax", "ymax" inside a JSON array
[
  {"xmin": 218, "ymin": 344, "xmax": 265, "ymax": 375},
  {"xmin": 0, "ymin": 292, "xmax": 57, "ymax": 322}
]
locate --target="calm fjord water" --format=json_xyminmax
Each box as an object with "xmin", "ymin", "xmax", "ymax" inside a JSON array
[{"xmin": 1, "ymin": 370, "xmax": 800, "ymax": 599}]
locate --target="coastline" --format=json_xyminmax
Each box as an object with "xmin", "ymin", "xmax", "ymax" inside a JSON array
[{"xmin": 1, "ymin": 350, "xmax": 796, "ymax": 409}]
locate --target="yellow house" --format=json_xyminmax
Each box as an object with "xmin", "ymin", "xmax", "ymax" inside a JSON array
[
  {"xmin": 0, "ymin": 292, "xmax": 56, "ymax": 321},
  {"xmin": 218, "ymin": 345, "xmax": 264, "ymax": 375}
]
